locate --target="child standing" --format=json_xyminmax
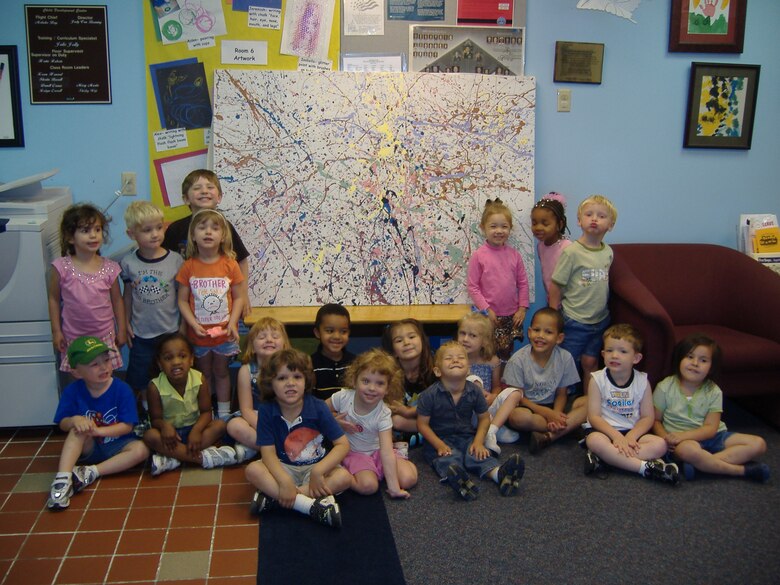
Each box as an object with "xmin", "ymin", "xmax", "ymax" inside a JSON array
[
  {"xmin": 467, "ymin": 198, "xmax": 530, "ymax": 362},
  {"xmin": 549, "ymin": 194, "xmax": 617, "ymax": 390},
  {"xmin": 502, "ymin": 308, "xmax": 584, "ymax": 454},
  {"xmin": 584, "ymin": 324, "xmax": 679, "ymax": 484},
  {"xmin": 48, "ymin": 203, "xmax": 126, "ymax": 373},
  {"xmin": 48, "ymin": 337, "xmax": 149, "ymax": 510},
  {"xmin": 163, "ymin": 169, "xmax": 250, "ymax": 317},
  {"xmin": 416, "ymin": 341, "xmax": 525, "ymax": 501},
  {"xmin": 227, "ymin": 317, "xmax": 292, "ymax": 462},
  {"xmin": 176, "ymin": 209, "xmax": 247, "ymax": 421},
  {"xmin": 327, "ymin": 348, "xmax": 418, "ymax": 498},
  {"xmin": 246, "ymin": 349, "xmax": 352, "ymax": 528},
  {"xmin": 311, "ymin": 304, "xmax": 355, "ymax": 400},
  {"xmin": 653, "ymin": 334, "xmax": 770, "ymax": 482},
  {"xmin": 120, "ymin": 201, "xmax": 183, "ymax": 413},
  {"xmin": 381, "ymin": 319, "xmax": 436, "ymax": 437},
  {"xmin": 143, "ymin": 333, "xmax": 237, "ymax": 475},
  {"xmin": 531, "ymin": 193, "xmax": 571, "ymax": 305}
]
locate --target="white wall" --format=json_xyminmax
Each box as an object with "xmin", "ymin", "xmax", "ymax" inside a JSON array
[{"xmin": 1, "ymin": 0, "xmax": 778, "ymax": 302}]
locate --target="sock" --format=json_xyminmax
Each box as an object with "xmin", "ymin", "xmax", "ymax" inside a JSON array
[
  {"xmin": 638, "ymin": 461, "xmax": 648, "ymax": 476},
  {"xmin": 488, "ymin": 467, "xmax": 499, "ymax": 483},
  {"xmin": 141, "ymin": 400, "xmax": 149, "ymax": 412},
  {"xmin": 217, "ymin": 401, "xmax": 231, "ymax": 418},
  {"xmin": 488, "ymin": 424, "xmax": 498, "ymax": 435},
  {"xmin": 292, "ymin": 493, "xmax": 315, "ymax": 515},
  {"xmin": 87, "ymin": 465, "xmax": 100, "ymax": 480}
]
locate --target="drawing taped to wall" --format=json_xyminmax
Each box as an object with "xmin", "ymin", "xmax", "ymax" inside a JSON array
[{"xmin": 211, "ymin": 70, "xmax": 535, "ymax": 307}]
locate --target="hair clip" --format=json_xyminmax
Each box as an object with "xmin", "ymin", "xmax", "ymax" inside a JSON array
[{"xmin": 471, "ymin": 306, "xmax": 489, "ymax": 316}]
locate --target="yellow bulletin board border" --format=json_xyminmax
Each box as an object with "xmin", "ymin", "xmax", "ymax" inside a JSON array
[{"xmin": 143, "ymin": 0, "xmax": 341, "ymax": 221}]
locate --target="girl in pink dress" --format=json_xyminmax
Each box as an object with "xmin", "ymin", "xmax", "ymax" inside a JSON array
[
  {"xmin": 48, "ymin": 203, "xmax": 126, "ymax": 373},
  {"xmin": 531, "ymin": 193, "xmax": 571, "ymax": 306}
]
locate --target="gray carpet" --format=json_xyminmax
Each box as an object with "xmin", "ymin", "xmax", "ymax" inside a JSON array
[{"xmin": 384, "ymin": 400, "xmax": 780, "ymax": 585}]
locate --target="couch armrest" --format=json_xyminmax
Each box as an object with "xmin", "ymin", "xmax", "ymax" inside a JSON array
[
  {"xmin": 720, "ymin": 253, "xmax": 780, "ymax": 344},
  {"xmin": 609, "ymin": 253, "xmax": 676, "ymax": 385}
]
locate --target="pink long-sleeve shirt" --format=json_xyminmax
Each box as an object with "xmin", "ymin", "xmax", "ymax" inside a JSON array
[{"xmin": 467, "ymin": 242, "xmax": 529, "ymax": 316}]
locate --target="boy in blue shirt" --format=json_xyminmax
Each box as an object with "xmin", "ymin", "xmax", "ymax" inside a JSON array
[
  {"xmin": 48, "ymin": 336, "xmax": 150, "ymax": 510},
  {"xmin": 416, "ymin": 341, "xmax": 525, "ymax": 501}
]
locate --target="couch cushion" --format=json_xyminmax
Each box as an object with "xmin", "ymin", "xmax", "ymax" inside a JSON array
[{"xmin": 675, "ymin": 325, "xmax": 780, "ymax": 371}]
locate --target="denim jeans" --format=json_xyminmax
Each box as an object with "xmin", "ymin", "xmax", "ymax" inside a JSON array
[{"xmin": 423, "ymin": 434, "xmax": 499, "ymax": 480}]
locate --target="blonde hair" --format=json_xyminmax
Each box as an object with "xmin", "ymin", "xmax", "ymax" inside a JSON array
[
  {"xmin": 185, "ymin": 209, "xmax": 235, "ymax": 259},
  {"xmin": 434, "ymin": 339, "xmax": 468, "ymax": 368},
  {"xmin": 345, "ymin": 348, "xmax": 404, "ymax": 404},
  {"xmin": 480, "ymin": 197, "xmax": 513, "ymax": 229},
  {"xmin": 603, "ymin": 323, "xmax": 643, "ymax": 353},
  {"xmin": 578, "ymin": 194, "xmax": 618, "ymax": 226},
  {"xmin": 124, "ymin": 201, "xmax": 163, "ymax": 231},
  {"xmin": 243, "ymin": 317, "xmax": 291, "ymax": 364},
  {"xmin": 457, "ymin": 313, "xmax": 495, "ymax": 360}
]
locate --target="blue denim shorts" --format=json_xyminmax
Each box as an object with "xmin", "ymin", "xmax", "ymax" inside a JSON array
[
  {"xmin": 561, "ymin": 314, "xmax": 611, "ymax": 362},
  {"xmin": 194, "ymin": 340, "xmax": 240, "ymax": 359},
  {"xmin": 79, "ymin": 434, "xmax": 140, "ymax": 465},
  {"xmin": 699, "ymin": 430, "xmax": 733, "ymax": 454}
]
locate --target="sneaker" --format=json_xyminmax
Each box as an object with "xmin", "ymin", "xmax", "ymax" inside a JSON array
[
  {"xmin": 743, "ymin": 462, "xmax": 770, "ymax": 483},
  {"xmin": 309, "ymin": 496, "xmax": 342, "ymax": 528},
  {"xmin": 151, "ymin": 454, "xmax": 181, "ymax": 476},
  {"xmin": 72, "ymin": 465, "xmax": 98, "ymax": 493},
  {"xmin": 133, "ymin": 412, "xmax": 151, "ymax": 438},
  {"xmin": 393, "ymin": 441, "xmax": 409, "ymax": 459},
  {"xmin": 234, "ymin": 444, "xmax": 258, "ymax": 464},
  {"xmin": 643, "ymin": 459, "xmax": 680, "ymax": 485},
  {"xmin": 584, "ymin": 450, "xmax": 608, "ymax": 478},
  {"xmin": 201, "ymin": 446, "xmax": 238, "ymax": 469},
  {"xmin": 484, "ymin": 429, "xmax": 501, "ymax": 455},
  {"xmin": 445, "ymin": 464, "xmax": 479, "ymax": 501},
  {"xmin": 683, "ymin": 462, "xmax": 696, "ymax": 481},
  {"xmin": 249, "ymin": 490, "xmax": 277, "ymax": 515},
  {"xmin": 529, "ymin": 431, "xmax": 552, "ymax": 455},
  {"xmin": 47, "ymin": 477, "xmax": 73, "ymax": 511},
  {"xmin": 496, "ymin": 453, "xmax": 525, "ymax": 497}
]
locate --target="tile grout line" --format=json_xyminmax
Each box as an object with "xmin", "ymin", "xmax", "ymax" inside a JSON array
[{"xmin": 101, "ymin": 468, "xmax": 145, "ymax": 585}]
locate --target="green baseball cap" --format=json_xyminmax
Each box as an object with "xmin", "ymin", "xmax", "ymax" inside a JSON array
[{"xmin": 67, "ymin": 336, "xmax": 115, "ymax": 368}]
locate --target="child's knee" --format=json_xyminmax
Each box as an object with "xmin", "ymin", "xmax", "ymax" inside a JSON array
[
  {"xmin": 353, "ymin": 472, "xmax": 379, "ymax": 495},
  {"xmin": 126, "ymin": 440, "xmax": 151, "ymax": 463}
]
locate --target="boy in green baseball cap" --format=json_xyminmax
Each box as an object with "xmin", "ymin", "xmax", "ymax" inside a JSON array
[{"xmin": 47, "ymin": 336, "xmax": 149, "ymax": 510}]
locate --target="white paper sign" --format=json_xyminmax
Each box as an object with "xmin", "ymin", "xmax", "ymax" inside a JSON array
[
  {"xmin": 249, "ymin": 6, "xmax": 282, "ymax": 29},
  {"xmin": 188, "ymin": 36, "xmax": 216, "ymax": 50},
  {"xmin": 297, "ymin": 57, "xmax": 333, "ymax": 71},
  {"xmin": 221, "ymin": 40, "xmax": 268, "ymax": 65},
  {"xmin": 154, "ymin": 128, "xmax": 188, "ymax": 152}
]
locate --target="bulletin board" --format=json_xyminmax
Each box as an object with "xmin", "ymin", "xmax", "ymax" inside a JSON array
[{"xmin": 143, "ymin": 0, "xmax": 341, "ymax": 221}]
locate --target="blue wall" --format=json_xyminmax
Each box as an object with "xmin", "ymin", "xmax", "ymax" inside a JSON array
[{"xmin": 1, "ymin": 0, "xmax": 778, "ymax": 308}]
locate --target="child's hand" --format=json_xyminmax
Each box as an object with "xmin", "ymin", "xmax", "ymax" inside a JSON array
[
  {"xmin": 483, "ymin": 391, "xmax": 496, "ymax": 406},
  {"xmin": 544, "ymin": 409, "xmax": 568, "ymax": 428},
  {"xmin": 53, "ymin": 332, "xmax": 67, "ymax": 354},
  {"xmin": 469, "ymin": 441, "xmax": 490, "ymax": 461},
  {"xmin": 308, "ymin": 468, "xmax": 331, "ymax": 498},
  {"xmin": 436, "ymin": 442, "xmax": 452, "ymax": 457},
  {"xmin": 665, "ymin": 432, "xmax": 682, "ymax": 447},
  {"xmin": 116, "ymin": 330, "xmax": 127, "ymax": 349},
  {"xmin": 487, "ymin": 308, "xmax": 498, "ymax": 325},
  {"xmin": 71, "ymin": 416, "xmax": 95, "ymax": 434},
  {"xmin": 611, "ymin": 435, "xmax": 634, "ymax": 457},
  {"xmin": 161, "ymin": 424, "xmax": 179, "ymax": 451},
  {"xmin": 387, "ymin": 487, "xmax": 411, "ymax": 499},
  {"xmin": 390, "ymin": 401, "xmax": 414, "ymax": 418},
  {"xmin": 126, "ymin": 323, "xmax": 135, "ymax": 347},
  {"xmin": 225, "ymin": 324, "xmax": 239, "ymax": 342},
  {"xmin": 277, "ymin": 480, "xmax": 299, "ymax": 509},
  {"xmin": 334, "ymin": 412, "xmax": 360, "ymax": 434},
  {"xmin": 512, "ymin": 307, "xmax": 527, "ymax": 329},
  {"xmin": 191, "ymin": 323, "xmax": 208, "ymax": 337}
]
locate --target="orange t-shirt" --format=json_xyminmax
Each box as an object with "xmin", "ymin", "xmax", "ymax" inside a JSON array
[{"xmin": 176, "ymin": 256, "xmax": 244, "ymax": 347}]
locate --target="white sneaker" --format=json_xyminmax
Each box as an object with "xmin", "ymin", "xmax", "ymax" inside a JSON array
[
  {"xmin": 234, "ymin": 444, "xmax": 258, "ymax": 463},
  {"xmin": 201, "ymin": 445, "xmax": 238, "ymax": 469},
  {"xmin": 47, "ymin": 476, "xmax": 73, "ymax": 511},
  {"xmin": 151, "ymin": 454, "xmax": 181, "ymax": 476},
  {"xmin": 484, "ymin": 428, "xmax": 501, "ymax": 455},
  {"xmin": 72, "ymin": 465, "xmax": 98, "ymax": 493}
]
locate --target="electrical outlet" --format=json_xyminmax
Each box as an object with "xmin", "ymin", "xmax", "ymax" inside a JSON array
[
  {"xmin": 121, "ymin": 172, "xmax": 137, "ymax": 196},
  {"xmin": 557, "ymin": 89, "xmax": 571, "ymax": 112}
]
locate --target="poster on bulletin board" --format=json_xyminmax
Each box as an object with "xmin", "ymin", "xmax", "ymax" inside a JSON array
[{"xmin": 143, "ymin": 0, "xmax": 341, "ymax": 221}]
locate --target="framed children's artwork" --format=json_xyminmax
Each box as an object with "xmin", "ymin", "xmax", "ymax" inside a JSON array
[
  {"xmin": 683, "ymin": 62, "xmax": 760, "ymax": 149},
  {"xmin": 669, "ymin": 0, "xmax": 747, "ymax": 53},
  {"xmin": 0, "ymin": 45, "xmax": 24, "ymax": 147}
]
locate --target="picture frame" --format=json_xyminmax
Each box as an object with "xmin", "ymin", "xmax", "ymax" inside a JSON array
[
  {"xmin": 0, "ymin": 45, "xmax": 24, "ymax": 147},
  {"xmin": 684, "ymin": 62, "xmax": 760, "ymax": 149},
  {"xmin": 553, "ymin": 41, "xmax": 604, "ymax": 84},
  {"xmin": 669, "ymin": 0, "xmax": 747, "ymax": 53}
]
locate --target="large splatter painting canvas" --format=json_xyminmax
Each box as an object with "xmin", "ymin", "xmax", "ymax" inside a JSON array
[{"xmin": 212, "ymin": 70, "xmax": 535, "ymax": 307}]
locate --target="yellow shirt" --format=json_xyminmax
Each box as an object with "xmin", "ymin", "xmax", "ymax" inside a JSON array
[{"xmin": 153, "ymin": 369, "xmax": 202, "ymax": 428}]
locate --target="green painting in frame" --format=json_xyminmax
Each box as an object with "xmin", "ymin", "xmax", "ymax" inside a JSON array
[{"xmin": 669, "ymin": 0, "xmax": 747, "ymax": 53}]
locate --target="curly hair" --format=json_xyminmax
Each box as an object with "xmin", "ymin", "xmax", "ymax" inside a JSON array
[
  {"xmin": 344, "ymin": 348, "xmax": 404, "ymax": 405},
  {"xmin": 259, "ymin": 349, "xmax": 315, "ymax": 402},
  {"xmin": 59, "ymin": 203, "xmax": 111, "ymax": 256}
]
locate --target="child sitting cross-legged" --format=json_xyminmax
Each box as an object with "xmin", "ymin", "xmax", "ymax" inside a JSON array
[
  {"xmin": 584, "ymin": 324, "xmax": 679, "ymax": 485},
  {"xmin": 326, "ymin": 348, "xmax": 418, "ymax": 499},
  {"xmin": 246, "ymin": 349, "xmax": 352, "ymax": 528},
  {"xmin": 416, "ymin": 341, "xmax": 525, "ymax": 501},
  {"xmin": 48, "ymin": 337, "xmax": 150, "ymax": 511},
  {"xmin": 143, "ymin": 333, "xmax": 238, "ymax": 475}
]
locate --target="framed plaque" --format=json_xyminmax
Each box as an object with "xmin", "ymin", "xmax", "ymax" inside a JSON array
[{"xmin": 553, "ymin": 41, "xmax": 604, "ymax": 84}]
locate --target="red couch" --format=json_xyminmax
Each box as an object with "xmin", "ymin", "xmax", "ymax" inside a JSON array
[{"xmin": 609, "ymin": 243, "xmax": 780, "ymax": 397}]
